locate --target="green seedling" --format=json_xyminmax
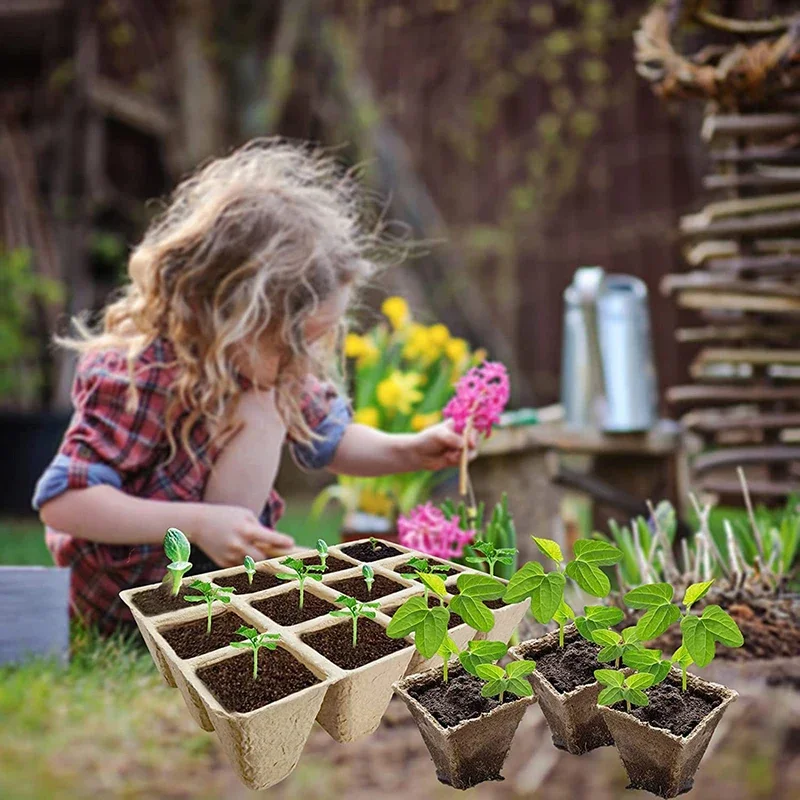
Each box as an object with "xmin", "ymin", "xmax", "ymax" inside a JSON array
[
  {"xmin": 679, "ymin": 603, "xmax": 743, "ymax": 668},
  {"xmin": 503, "ymin": 537, "xmax": 623, "ymax": 627},
  {"xmin": 623, "ymin": 579, "xmax": 715, "ymax": 641},
  {"xmin": 184, "ymin": 580, "xmax": 235, "ymax": 634},
  {"xmin": 552, "ymin": 600, "xmax": 575, "ymax": 648},
  {"xmin": 163, "ymin": 527, "xmax": 192, "ymax": 596},
  {"xmin": 574, "ymin": 604, "xmax": 625, "ymax": 644},
  {"xmin": 329, "ymin": 595, "xmax": 380, "ymax": 647},
  {"xmin": 399, "ymin": 556, "xmax": 450, "ymax": 580},
  {"xmin": 229, "ymin": 626, "xmax": 281, "ymax": 678},
  {"xmin": 592, "ymin": 626, "xmax": 642, "ymax": 668},
  {"xmin": 368, "ymin": 537, "xmax": 381, "ymax": 551},
  {"xmin": 316, "ymin": 539, "xmax": 329, "ymax": 569},
  {"xmin": 475, "ymin": 660, "xmax": 536, "ymax": 702},
  {"xmin": 595, "ymin": 669, "xmax": 656, "ymax": 712},
  {"xmin": 438, "ymin": 635, "xmax": 461, "ymax": 682},
  {"xmin": 387, "ymin": 594, "xmax": 450, "ymax": 658},
  {"xmin": 243, "ymin": 555, "xmax": 257, "ymax": 586},
  {"xmin": 362, "ymin": 565, "xmax": 375, "ymax": 593},
  {"xmin": 418, "ymin": 571, "xmax": 449, "ymax": 604},
  {"xmin": 450, "ymin": 572, "xmax": 506, "ymax": 633},
  {"xmin": 459, "ymin": 640, "xmax": 508, "ymax": 676},
  {"xmin": 622, "ymin": 647, "xmax": 672, "ymax": 685},
  {"xmin": 276, "ymin": 556, "xmax": 325, "ymax": 609},
  {"xmin": 670, "ymin": 645, "xmax": 695, "ymax": 691},
  {"xmin": 466, "ymin": 540, "xmax": 517, "ymax": 578}
]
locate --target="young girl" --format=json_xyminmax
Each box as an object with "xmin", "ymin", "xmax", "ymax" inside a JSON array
[{"xmin": 34, "ymin": 140, "xmax": 472, "ymax": 634}]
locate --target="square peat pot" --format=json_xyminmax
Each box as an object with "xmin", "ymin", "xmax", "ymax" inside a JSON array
[
  {"xmin": 509, "ymin": 624, "xmax": 613, "ymax": 754},
  {"xmin": 599, "ymin": 669, "xmax": 738, "ymax": 798},
  {"xmin": 0, "ymin": 566, "xmax": 70, "ymax": 666},
  {"xmin": 394, "ymin": 659, "xmax": 536, "ymax": 790}
]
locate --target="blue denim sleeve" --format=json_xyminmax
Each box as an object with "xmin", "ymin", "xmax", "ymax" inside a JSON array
[
  {"xmin": 291, "ymin": 396, "xmax": 352, "ymax": 470},
  {"xmin": 32, "ymin": 454, "xmax": 123, "ymax": 511}
]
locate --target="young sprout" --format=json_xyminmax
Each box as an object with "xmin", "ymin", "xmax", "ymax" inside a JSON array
[
  {"xmin": 387, "ymin": 594, "xmax": 450, "ymax": 659},
  {"xmin": 163, "ymin": 527, "xmax": 192, "ymax": 596},
  {"xmin": 438, "ymin": 636, "xmax": 461, "ymax": 683},
  {"xmin": 459, "ymin": 640, "xmax": 508, "ymax": 677},
  {"xmin": 400, "ymin": 556, "xmax": 450, "ymax": 580},
  {"xmin": 243, "ymin": 555, "xmax": 257, "ymax": 586},
  {"xmin": 368, "ymin": 537, "xmax": 381, "ymax": 552},
  {"xmin": 670, "ymin": 646, "xmax": 694, "ymax": 692},
  {"xmin": 466, "ymin": 540, "xmax": 517, "ymax": 578},
  {"xmin": 329, "ymin": 595, "xmax": 380, "ymax": 647},
  {"xmin": 362, "ymin": 565, "xmax": 375, "ymax": 593},
  {"xmin": 229, "ymin": 626, "xmax": 281, "ymax": 678},
  {"xmin": 450, "ymin": 572, "xmax": 506, "ymax": 633},
  {"xmin": 184, "ymin": 580, "xmax": 235, "ymax": 634},
  {"xmin": 592, "ymin": 626, "xmax": 642, "ymax": 669},
  {"xmin": 574, "ymin": 604, "xmax": 625, "ymax": 644},
  {"xmin": 596, "ymin": 669, "xmax": 656, "ymax": 712},
  {"xmin": 622, "ymin": 647, "xmax": 672, "ymax": 685},
  {"xmin": 316, "ymin": 539, "xmax": 329, "ymax": 570},
  {"xmin": 553, "ymin": 601, "xmax": 575, "ymax": 648},
  {"xmin": 418, "ymin": 571, "xmax": 448, "ymax": 605},
  {"xmin": 276, "ymin": 556, "xmax": 325, "ymax": 609},
  {"xmin": 475, "ymin": 660, "xmax": 537, "ymax": 702}
]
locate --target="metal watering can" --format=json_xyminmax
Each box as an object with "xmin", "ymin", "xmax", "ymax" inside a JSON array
[{"xmin": 561, "ymin": 269, "xmax": 657, "ymax": 433}]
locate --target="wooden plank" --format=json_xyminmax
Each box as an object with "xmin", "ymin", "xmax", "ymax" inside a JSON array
[
  {"xmin": 676, "ymin": 324, "xmax": 800, "ymax": 344},
  {"xmin": 706, "ymin": 254, "xmax": 800, "ymax": 278},
  {"xmin": 702, "ymin": 113, "xmax": 800, "ymax": 142},
  {"xmin": 704, "ymin": 172, "xmax": 800, "ymax": 191},
  {"xmin": 682, "ymin": 410, "xmax": 800, "ymax": 433},
  {"xmin": 683, "ymin": 191, "xmax": 800, "ymax": 222},
  {"xmin": 710, "ymin": 139, "xmax": 800, "ymax": 164},
  {"xmin": 667, "ymin": 384, "xmax": 800, "ymax": 409},
  {"xmin": 676, "ymin": 290, "xmax": 800, "ymax": 314},
  {"xmin": 681, "ymin": 208, "xmax": 800, "ymax": 238},
  {"xmin": 693, "ymin": 348, "xmax": 800, "ymax": 369},
  {"xmin": 662, "ymin": 272, "xmax": 800, "ymax": 298},
  {"xmin": 693, "ymin": 446, "xmax": 800, "ymax": 475},
  {"xmin": 696, "ymin": 476, "xmax": 800, "ymax": 500}
]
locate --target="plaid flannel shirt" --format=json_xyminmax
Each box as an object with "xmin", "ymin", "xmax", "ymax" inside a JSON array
[{"xmin": 33, "ymin": 337, "xmax": 351, "ymax": 635}]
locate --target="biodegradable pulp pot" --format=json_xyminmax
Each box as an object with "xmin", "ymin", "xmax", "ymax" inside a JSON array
[
  {"xmin": 599, "ymin": 669, "xmax": 738, "ymax": 798},
  {"xmin": 394, "ymin": 659, "xmax": 536, "ymax": 790},
  {"xmin": 509, "ymin": 624, "xmax": 613, "ymax": 754}
]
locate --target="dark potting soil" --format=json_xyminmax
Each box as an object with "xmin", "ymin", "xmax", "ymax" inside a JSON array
[
  {"xmin": 198, "ymin": 647, "xmax": 319, "ymax": 714},
  {"xmin": 251, "ymin": 589, "xmax": 335, "ymax": 626},
  {"xmin": 328, "ymin": 573, "xmax": 406, "ymax": 602},
  {"xmin": 131, "ymin": 583, "xmax": 194, "ymax": 616},
  {"xmin": 408, "ymin": 666, "xmax": 517, "ymax": 728},
  {"xmin": 301, "ymin": 617, "xmax": 407, "ymax": 669},
  {"xmin": 340, "ymin": 540, "xmax": 403, "ymax": 562},
  {"xmin": 612, "ymin": 680, "xmax": 722, "ymax": 738},
  {"xmin": 218, "ymin": 570, "xmax": 282, "ymax": 595},
  {"xmin": 450, "ymin": 583, "xmax": 507, "ymax": 610},
  {"xmin": 394, "ymin": 559, "xmax": 460, "ymax": 580},
  {"xmin": 528, "ymin": 633, "xmax": 604, "ymax": 694},
  {"xmin": 300, "ymin": 554, "xmax": 354, "ymax": 573},
  {"xmin": 384, "ymin": 595, "xmax": 465, "ymax": 629},
  {"xmin": 160, "ymin": 610, "xmax": 246, "ymax": 659}
]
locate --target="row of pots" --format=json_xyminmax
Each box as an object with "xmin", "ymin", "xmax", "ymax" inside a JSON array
[{"xmin": 119, "ymin": 540, "xmax": 529, "ymax": 790}]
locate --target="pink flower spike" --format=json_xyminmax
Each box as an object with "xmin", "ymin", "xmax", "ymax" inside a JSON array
[
  {"xmin": 397, "ymin": 503, "xmax": 476, "ymax": 560},
  {"xmin": 443, "ymin": 361, "xmax": 510, "ymax": 436}
]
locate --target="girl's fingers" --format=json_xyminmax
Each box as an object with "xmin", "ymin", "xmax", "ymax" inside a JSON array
[{"xmin": 250, "ymin": 526, "xmax": 295, "ymax": 553}]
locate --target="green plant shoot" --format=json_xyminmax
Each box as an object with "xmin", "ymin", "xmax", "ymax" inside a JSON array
[
  {"xmin": 400, "ymin": 556, "xmax": 450, "ymax": 580},
  {"xmin": 387, "ymin": 595, "xmax": 450, "ymax": 658},
  {"xmin": 459, "ymin": 640, "xmax": 508, "ymax": 676},
  {"xmin": 369, "ymin": 537, "xmax": 381, "ymax": 551},
  {"xmin": 276, "ymin": 556, "xmax": 325, "ymax": 609},
  {"xmin": 553, "ymin": 600, "xmax": 575, "ymax": 648},
  {"xmin": 316, "ymin": 539, "xmax": 329, "ymax": 569},
  {"xmin": 438, "ymin": 636, "xmax": 461, "ymax": 682},
  {"xmin": 475, "ymin": 660, "xmax": 536, "ymax": 702},
  {"xmin": 679, "ymin": 604, "xmax": 743, "ymax": 668},
  {"xmin": 592, "ymin": 626, "xmax": 642, "ymax": 669},
  {"xmin": 362, "ymin": 565, "xmax": 375, "ymax": 593},
  {"xmin": 243, "ymin": 555, "xmax": 256, "ymax": 586},
  {"xmin": 229, "ymin": 626, "xmax": 281, "ymax": 678},
  {"xmin": 595, "ymin": 669, "xmax": 656, "ymax": 712},
  {"xmin": 450, "ymin": 572, "xmax": 506, "ymax": 632},
  {"xmin": 163, "ymin": 528, "xmax": 192, "ymax": 596},
  {"xmin": 184, "ymin": 580, "xmax": 235, "ymax": 634},
  {"xmin": 574, "ymin": 605, "xmax": 625, "ymax": 643},
  {"xmin": 670, "ymin": 645, "xmax": 694, "ymax": 691},
  {"xmin": 418, "ymin": 571, "xmax": 448, "ymax": 604},
  {"xmin": 329, "ymin": 595, "xmax": 380, "ymax": 647},
  {"xmin": 466, "ymin": 540, "xmax": 517, "ymax": 578},
  {"xmin": 622, "ymin": 647, "xmax": 672, "ymax": 685}
]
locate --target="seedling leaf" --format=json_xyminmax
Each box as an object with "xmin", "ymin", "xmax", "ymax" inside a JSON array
[
  {"xmin": 594, "ymin": 668, "xmax": 625, "ymax": 687},
  {"xmin": 164, "ymin": 527, "xmax": 191, "ymax": 563},
  {"xmin": 573, "ymin": 539, "xmax": 623, "ymax": 566},
  {"xmin": 701, "ymin": 605, "xmax": 744, "ymax": 647},
  {"xmin": 418, "ymin": 572, "xmax": 447, "ymax": 599},
  {"xmin": 623, "ymin": 583, "xmax": 674, "ymax": 609},
  {"xmin": 502, "ymin": 561, "xmax": 545, "ymax": 604},
  {"xmin": 532, "ymin": 537, "xmax": 563, "ymax": 563},
  {"xmin": 626, "ymin": 672, "xmax": 656, "ymax": 690},
  {"xmin": 459, "ymin": 640, "xmax": 508, "ymax": 676},
  {"xmin": 598, "ymin": 686, "xmax": 625, "ymax": 705},
  {"xmin": 565, "ymin": 560, "xmax": 610, "ymax": 597},
  {"xmin": 455, "ymin": 572, "xmax": 505, "ymax": 601},
  {"xmin": 475, "ymin": 663, "xmax": 505, "ymax": 681},
  {"xmin": 507, "ymin": 660, "xmax": 537, "ymax": 678},
  {"xmin": 682, "ymin": 580, "xmax": 714, "ymax": 610},
  {"xmin": 243, "ymin": 555, "xmax": 256, "ymax": 585},
  {"xmin": 635, "ymin": 602, "xmax": 681, "ymax": 641},
  {"xmin": 386, "ymin": 596, "xmax": 429, "ymax": 637}
]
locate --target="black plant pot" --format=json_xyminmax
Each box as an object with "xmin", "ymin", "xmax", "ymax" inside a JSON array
[{"xmin": 0, "ymin": 411, "xmax": 71, "ymax": 514}]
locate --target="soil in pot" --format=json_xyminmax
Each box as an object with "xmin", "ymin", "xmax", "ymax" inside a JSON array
[
  {"xmin": 301, "ymin": 554, "xmax": 354, "ymax": 573},
  {"xmin": 160, "ymin": 611, "xmax": 247, "ymax": 660},
  {"xmin": 301, "ymin": 618, "xmax": 407, "ymax": 669},
  {"xmin": 394, "ymin": 560, "xmax": 460, "ymax": 580},
  {"xmin": 131, "ymin": 583, "xmax": 194, "ymax": 616},
  {"xmin": 251, "ymin": 589, "xmax": 335, "ymax": 626},
  {"xmin": 218, "ymin": 570, "xmax": 282, "ymax": 595},
  {"xmin": 340, "ymin": 540, "xmax": 403, "ymax": 562},
  {"xmin": 327, "ymin": 573, "xmax": 406, "ymax": 602},
  {"xmin": 611, "ymin": 681, "xmax": 722, "ymax": 737},
  {"xmin": 408, "ymin": 666, "xmax": 516, "ymax": 728},
  {"xmin": 385, "ymin": 596, "xmax": 465, "ymax": 629},
  {"xmin": 197, "ymin": 648, "xmax": 319, "ymax": 714},
  {"xmin": 532, "ymin": 632, "xmax": 604, "ymax": 693}
]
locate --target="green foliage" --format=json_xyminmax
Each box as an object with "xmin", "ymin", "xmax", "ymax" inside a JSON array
[
  {"xmin": 466, "ymin": 540, "xmax": 517, "ymax": 578},
  {"xmin": 276, "ymin": 556, "xmax": 325, "ymax": 609},
  {"xmin": 386, "ymin": 595, "xmax": 449, "ymax": 658},
  {"xmin": 622, "ymin": 647, "xmax": 671, "ymax": 685},
  {"xmin": 329, "ymin": 595, "xmax": 380, "ymax": 647},
  {"xmin": 243, "ymin": 555, "xmax": 256, "ymax": 586},
  {"xmin": 229, "ymin": 626, "xmax": 280, "ymax": 678},
  {"xmin": 362, "ymin": 565, "xmax": 375, "ymax": 593},
  {"xmin": 624, "ymin": 583, "xmax": 681, "ymax": 641},
  {"xmin": 184, "ymin": 580, "xmax": 235, "ymax": 635},
  {"xmin": 450, "ymin": 572, "xmax": 505, "ymax": 632},
  {"xmin": 475, "ymin": 660, "xmax": 536, "ymax": 702},
  {"xmin": 458, "ymin": 640, "xmax": 508, "ymax": 677},
  {"xmin": 399, "ymin": 556, "xmax": 450, "ymax": 580},
  {"xmin": 438, "ymin": 636, "xmax": 461, "ymax": 683},
  {"xmin": 671, "ymin": 645, "xmax": 694, "ymax": 691},
  {"xmin": 592, "ymin": 627, "xmax": 642, "ymax": 668},
  {"xmin": 680, "ymin": 605, "xmax": 744, "ymax": 668},
  {"xmin": 316, "ymin": 539, "xmax": 329, "ymax": 569},
  {"xmin": 163, "ymin": 528, "xmax": 192, "ymax": 596},
  {"xmin": 553, "ymin": 600, "xmax": 575, "ymax": 647},
  {"xmin": 418, "ymin": 571, "xmax": 448, "ymax": 602},
  {"xmin": 574, "ymin": 605, "xmax": 624, "ymax": 643},
  {"xmin": 595, "ymin": 669, "xmax": 655, "ymax": 711}
]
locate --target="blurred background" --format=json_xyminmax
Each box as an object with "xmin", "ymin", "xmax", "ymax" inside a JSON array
[{"xmin": 1, "ymin": 1, "xmax": 799, "ymax": 798}]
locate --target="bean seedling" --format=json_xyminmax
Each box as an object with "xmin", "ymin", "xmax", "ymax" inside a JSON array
[
  {"xmin": 399, "ymin": 556, "xmax": 450, "ymax": 580},
  {"xmin": 595, "ymin": 669, "xmax": 656, "ymax": 712},
  {"xmin": 316, "ymin": 539, "xmax": 329, "ymax": 570},
  {"xmin": 466, "ymin": 540, "xmax": 517, "ymax": 578},
  {"xmin": 387, "ymin": 593, "xmax": 450, "ymax": 659},
  {"xmin": 474, "ymin": 660, "xmax": 537, "ymax": 702},
  {"xmin": 450, "ymin": 572, "xmax": 506, "ymax": 633},
  {"xmin": 670, "ymin": 645, "xmax": 695, "ymax": 691},
  {"xmin": 362, "ymin": 565, "xmax": 375, "ymax": 593},
  {"xmin": 329, "ymin": 595, "xmax": 380, "ymax": 647},
  {"xmin": 229, "ymin": 626, "xmax": 281, "ymax": 678},
  {"xmin": 592, "ymin": 626, "xmax": 643, "ymax": 669},
  {"xmin": 163, "ymin": 527, "xmax": 192, "ymax": 596},
  {"xmin": 276, "ymin": 556, "xmax": 325, "ymax": 609},
  {"xmin": 184, "ymin": 580, "xmax": 235, "ymax": 634},
  {"xmin": 459, "ymin": 640, "xmax": 508, "ymax": 677},
  {"xmin": 574, "ymin": 604, "xmax": 625, "ymax": 645},
  {"xmin": 243, "ymin": 555, "xmax": 256, "ymax": 585}
]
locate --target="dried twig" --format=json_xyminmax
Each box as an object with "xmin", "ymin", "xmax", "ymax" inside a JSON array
[{"xmin": 738, "ymin": 467, "xmax": 766, "ymax": 560}]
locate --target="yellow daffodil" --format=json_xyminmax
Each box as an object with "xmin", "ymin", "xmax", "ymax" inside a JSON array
[
  {"xmin": 411, "ymin": 411, "xmax": 442, "ymax": 431},
  {"xmin": 354, "ymin": 407, "xmax": 380, "ymax": 428},
  {"xmin": 401, "ymin": 323, "xmax": 429, "ymax": 361},
  {"xmin": 377, "ymin": 370, "xmax": 424, "ymax": 415},
  {"xmin": 381, "ymin": 296, "xmax": 411, "ymax": 331},
  {"xmin": 445, "ymin": 337, "xmax": 469, "ymax": 365},
  {"xmin": 428, "ymin": 323, "xmax": 450, "ymax": 348},
  {"xmin": 359, "ymin": 487, "xmax": 395, "ymax": 517},
  {"xmin": 344, "ymin": 332, "xmax": 379, "ymax": 367}
]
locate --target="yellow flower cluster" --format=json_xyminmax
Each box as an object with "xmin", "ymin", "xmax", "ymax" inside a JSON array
[
  {"xmin": 359, "ymin": 487, "xmax": 395, "ymax": 517},
  {"xmin": 344, "ymin": 332, "xmax": 379, "ymax": 368},
  {"xmin": 411, "ymin": 410, "xmax": 442, "ymax": 431},
  {"xmin": 376, "ymin": 370, "xmax": 424, "ymax": 415},
  {"xmin": 381, "ymin": 296, "xmax": 410, "ymax": 331},
  {"xmin": 402, "ymin": 323, "xmax": 467, "ymax": 366},
  {"xmin": 354, "ymin": 407, "xmax": 380, "ymax": 428}
]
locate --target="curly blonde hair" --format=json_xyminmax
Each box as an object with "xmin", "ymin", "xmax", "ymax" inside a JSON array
[{"xmin": 61, "ymin": 139, "xmax": 376, "ymax": 461}]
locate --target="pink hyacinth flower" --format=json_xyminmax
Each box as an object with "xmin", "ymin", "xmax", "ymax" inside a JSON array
[
  {"xmin": 397, "ymin": 503, "xmax": 475, "ymax": 560},
  {"xmin": 443, "ymin": 360, "xmax": 510, "ymax": 437}
]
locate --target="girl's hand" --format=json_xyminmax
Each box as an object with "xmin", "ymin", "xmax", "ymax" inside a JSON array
[
  {"xmin": 406, "ymin": 419, "xmax": 477, "ymax": 472},
  {"xmin": 193, "ymin": 504, "xmax": 295, "ymax": 567}
]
